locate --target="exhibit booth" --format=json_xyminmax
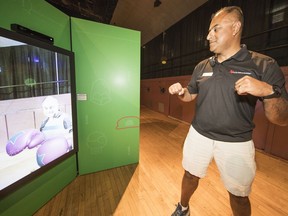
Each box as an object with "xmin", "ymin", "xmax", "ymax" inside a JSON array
[{"xmin": 0, "ymin": 1, "xmax": 140, "ymax": 215}]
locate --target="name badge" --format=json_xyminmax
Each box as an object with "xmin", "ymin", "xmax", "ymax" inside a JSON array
[{"xmin": 202, "ymin": 72, "xmax": 213, "ymax": 77}]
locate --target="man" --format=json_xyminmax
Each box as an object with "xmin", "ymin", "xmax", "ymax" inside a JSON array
[{"xmin": 169, "ymin": 6, "xmax": 288, "ymax": 216}]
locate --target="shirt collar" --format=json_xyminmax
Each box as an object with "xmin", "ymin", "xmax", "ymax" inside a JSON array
[
  {"xmin": 230, "ymin": 44, "xmax": 250, "ymax": 61},
  {"xmin": 214, "ymin": 44, "xmax": 250, "ymax": 63}
]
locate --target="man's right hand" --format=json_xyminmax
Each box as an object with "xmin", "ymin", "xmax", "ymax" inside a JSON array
[{"xmin": 169, "ymin": 82, "xmax": 185, "ymax": 95}]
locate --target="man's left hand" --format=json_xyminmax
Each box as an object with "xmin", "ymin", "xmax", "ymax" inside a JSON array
[{"xmin": 235, "ymin": 75, "xmax": 273, "ymax": 97}]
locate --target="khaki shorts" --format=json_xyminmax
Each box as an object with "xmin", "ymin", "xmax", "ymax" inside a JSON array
[{"xmin": 182, "ymin": 126, "xmax": 256, "ymax": 197}]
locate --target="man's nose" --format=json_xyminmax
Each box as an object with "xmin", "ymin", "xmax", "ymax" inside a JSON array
[{"xmin": 206, "ymin": 31, "xmax": 212, "ymax": 41}]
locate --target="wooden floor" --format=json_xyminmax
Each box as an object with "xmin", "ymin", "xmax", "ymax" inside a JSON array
[{"xmin": 34, "ymin": 106, "xmax": 288, "ymax": 216}]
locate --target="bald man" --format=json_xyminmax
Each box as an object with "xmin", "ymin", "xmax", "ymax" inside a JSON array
[{"xmin": 170, "ymin": 6, "xmax": 288, "ymax": 216}]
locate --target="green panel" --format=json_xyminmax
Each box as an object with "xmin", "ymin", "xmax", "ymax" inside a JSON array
[
  {"xmin": 0, "ymin": 155, "xmax": 77, "ymax": 216},
  {"xmin": 0, "ymin": 0, "xmax": 71, "ymax": 50},
  {"xmin": 71, "ymin": 18, "xmax": 140, "ymax": 174},
  {"xmin": 0, "ymin": 1, "xmax": 77, "ymax": 215}
]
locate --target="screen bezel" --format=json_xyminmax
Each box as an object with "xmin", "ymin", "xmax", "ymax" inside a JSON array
[{"xmin": 0, "ymin": 26, "xmax": 78, "ymax": 198}]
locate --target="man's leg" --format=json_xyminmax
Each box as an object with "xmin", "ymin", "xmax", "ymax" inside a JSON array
[
  {"xmin": 180, "ymin": 170, "xmax": 200, "ymax": 207},
  {"xmin": 178, "ymin": 125, "xmax": 213, "ymax": 211},
  {"xmin": 229, "ymin": 192, "xmax": 251, "ymax": 216},
  {"xmin": 213, "ymin": 140, "xmax": 256, "ymax": 216}
]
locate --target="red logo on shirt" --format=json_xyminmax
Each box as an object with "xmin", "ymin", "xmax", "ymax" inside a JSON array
[{"xmin": 230, "ymin": 70, "xmax": 251, "ymax": 75}]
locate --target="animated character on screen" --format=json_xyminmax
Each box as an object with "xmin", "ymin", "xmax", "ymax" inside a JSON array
[
  {"xmin": 6, "ymin": 96, "xmax": 73, "ymax": 167},
  {"xmin": 40, "ymin": 96, "xmax": 73, "ymax": 143}
]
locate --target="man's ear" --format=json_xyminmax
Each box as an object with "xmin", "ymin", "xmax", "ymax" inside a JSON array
[{"xmin": 232, "ymin": 21, "xmax": 241, "ymax": 36}]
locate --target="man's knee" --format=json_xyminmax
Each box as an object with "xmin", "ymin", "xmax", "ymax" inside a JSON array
[
  {"xmin": 228, "ymin": 192, "xmax": 251, "ymax": 216},
  {"xmin": 229, "ymin": 191, "xmax": 250, "ymax": 206},
  {"xmin": 184, "ymin": 170, "xmax": 200, "ymax": 181}
]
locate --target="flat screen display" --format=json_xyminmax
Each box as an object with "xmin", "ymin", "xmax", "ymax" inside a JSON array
[{"xmin": 0, "ymin": 27, "xmax": 78, "ymax": 197}]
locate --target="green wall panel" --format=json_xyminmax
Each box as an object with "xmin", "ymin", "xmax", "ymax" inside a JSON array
[
  {"xmin": 0, "ymin": 0, "xmax": 71, "ymax": 50},
  {"xmin": 71, "ymin": 18, "xmax": 140, "ymax": 174},
  {"xmin": 0, "ymin": 1, "xmax": 77, "ymax": 215}
]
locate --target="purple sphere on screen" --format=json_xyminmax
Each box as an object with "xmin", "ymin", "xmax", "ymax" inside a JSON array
[
  {"xmin": 36, "ymin": 137, "xmax": 69, "ymax": 166},
  {"xmin": 6, "ymin": 131, "xmax": 27, "ymax": 156},
  {"xmin": 6, "ymin": 129, "xmax": 45, "ymax": 156}
]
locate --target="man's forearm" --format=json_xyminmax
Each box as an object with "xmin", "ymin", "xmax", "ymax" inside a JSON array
[
  {"xmin": 178, "ymin": 88, "xmax": 196, "ymax": 102},
  {"xmin": 264, "ymin": 97, "xmax": 288, "ymax": 126}
]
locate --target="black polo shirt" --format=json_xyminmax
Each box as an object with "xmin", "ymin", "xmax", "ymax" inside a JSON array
[{"xmin": 187, "ymin": 44, "xmax": 288, "ymax": 142}]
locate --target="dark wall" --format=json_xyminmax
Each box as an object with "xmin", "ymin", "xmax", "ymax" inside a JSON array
[{"xmin": 141, "ymin": 0, "xmax": 288, "ymax": 79}]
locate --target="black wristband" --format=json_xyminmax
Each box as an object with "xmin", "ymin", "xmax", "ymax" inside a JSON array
[{"xmin": 261, "ymin": 85, "xmax": 282, "ymax": 100}]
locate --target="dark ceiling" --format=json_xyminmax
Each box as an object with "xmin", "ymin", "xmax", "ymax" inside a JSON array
[
  {"xmin": 46, "ymin": 0, "xmax": 118, "ymax": 24},
  {"xmin": 45, "ymin": 0, "xmax": 208, "ymax": 45}
]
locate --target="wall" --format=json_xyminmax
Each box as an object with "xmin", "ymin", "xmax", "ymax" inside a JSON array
[
  {"xmin": 71, "ymin": 18, "xmax": 140, "ymax": 174},
  {"xmin": 141, "ymin": 67, "xmax": 288, "ymax": 160},
  {"xmin": 141, "ymin": 75, "xmax": 195, "ymax": 123},
  {"xmin": 141, "ymin": 0, "xmax": 288, "ymax": 79},
  {"xmin": 0, "ymin": 1, "xmax": 76, "ymax": 215}
]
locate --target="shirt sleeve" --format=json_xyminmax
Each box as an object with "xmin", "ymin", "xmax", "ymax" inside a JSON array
[{"xmin": 262, "ymin": 60, "xmax": 288, "ymax": 100}]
